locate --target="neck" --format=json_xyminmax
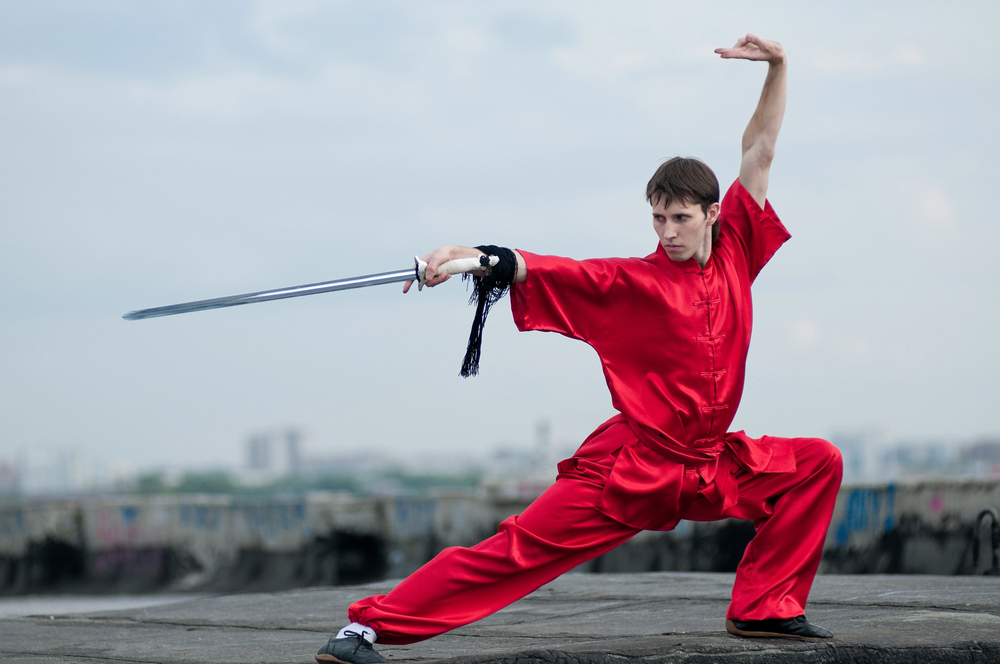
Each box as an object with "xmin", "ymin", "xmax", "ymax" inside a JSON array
[{"xmin": 692, "ymin": 236, "xmax": 713, "ymax": 268}]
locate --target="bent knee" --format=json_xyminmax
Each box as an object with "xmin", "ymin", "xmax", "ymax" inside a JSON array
[
  {"xmin": 797, "ymin": 438, "xmax": 844, "ymax": 477},
  {"xmin": 810, "ymin": 438, "xmax": 843, "ymax": 477}
]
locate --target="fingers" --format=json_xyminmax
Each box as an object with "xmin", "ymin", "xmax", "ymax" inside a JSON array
[
  {"xmin": 405, "ymin": 244, "xmax": 475, "ymax": 293},
  {"xmin": 425, "ymin": 273, "xmax": 451, "ymax": 287},
  {"xmin": 743, "ymin": 34, "xmax": 772, "ymax": 56},
  {"xmin": 715, "ymin": 34, "xmax": 783, "ymax": 62},
  {"xmin": 714, "ymin": 34, "xmax": 750, "ymax": 57},
  {"xmin": 402, "ymin": 270, "xmax": 451, "ymax": 294},
  {"xmin": 422, "ymin": 248, "xmax": 454, "ymax": 284},
  {"xmin": 403, "ymin": 244, "xmax": 491, "ymax": 294},
  {"xmin": 716, "ymin": 37, "xmax": 759, "ymax": 59}
]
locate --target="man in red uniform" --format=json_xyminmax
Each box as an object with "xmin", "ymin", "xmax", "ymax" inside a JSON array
[{"xmin": 317, "ymin": 34, "xmax": 842, "ymax": 664}]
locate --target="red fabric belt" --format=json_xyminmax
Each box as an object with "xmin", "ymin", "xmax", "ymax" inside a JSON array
[{"xmin": 586, "ymin": 415, "xmax": 795, "ymax": 531}]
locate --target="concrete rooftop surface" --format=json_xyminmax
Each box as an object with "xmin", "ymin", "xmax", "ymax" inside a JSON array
[{"xmin": 1, "ymin": 572, "xmax": 998, "ymax": 663}]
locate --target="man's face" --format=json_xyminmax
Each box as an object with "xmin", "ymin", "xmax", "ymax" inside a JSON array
[{"xmin": 651, "ymin": 196, "xmax": 720, "ymax": 265}]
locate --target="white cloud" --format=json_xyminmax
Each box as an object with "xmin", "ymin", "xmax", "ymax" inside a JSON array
[
  {"xmin": 552, "ymin": 47, "xmax": 652, "ymax": 79},
  {"xmin": 126, "ymin": 70, "xmax": 294, "ymax": 120},
  {"xmin": 0, "ymin": 64, "xmax": 40, "ymax": 87},
  {"xmin": 443, "ymin": 24, "xmax": 497, "ymax": 57},
  {"xmin": 832, "ymin": 334, "xmax": 872, "ymax": 361},
  {"xmin": 893, "ymin": 44, "xmax": 925, "ymax": 66},
  {"xmin": 903, "ymin": 182, "xmax": 960, "ymax": 250},
  {"xmin": 791, "ymin": 319, "xmax": 822, "ymax": 350},
  {"xmin": 812, "ymin": 43, "xmax": 926, "ymax": 75},
  {"xmin": 789, "ymin": 320, "xmax": 870, "ymax": 361},
  {"xmin": 248, "ymin": 0, "xmax": 333, "ymax": 58}
]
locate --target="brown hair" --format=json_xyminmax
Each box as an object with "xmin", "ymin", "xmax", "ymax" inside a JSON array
[{"xmin": 646, "ymin": 157, "xmax": 721, "ymax": 242}]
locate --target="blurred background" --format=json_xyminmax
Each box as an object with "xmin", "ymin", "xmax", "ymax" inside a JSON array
[
  {"xmin": 1, "ymin": 2, "xmax": 999, "ymax": 597},
  {"xmin": 2, "ymin": 0, "xmax": 998, "ymax": 496}
]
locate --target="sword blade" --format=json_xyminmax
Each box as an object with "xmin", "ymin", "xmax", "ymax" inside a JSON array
[{"xmin": 123, "ymin": 267, "xmax": 416, "ymax": 320}]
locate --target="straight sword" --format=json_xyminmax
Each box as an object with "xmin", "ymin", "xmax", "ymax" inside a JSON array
[{"xmin": 122, "ymin": 255, "xmax": 499, "ymax": 321}]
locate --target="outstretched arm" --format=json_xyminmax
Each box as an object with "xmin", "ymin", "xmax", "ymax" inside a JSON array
[
  {"xmin": 716, "ymin": 35, "xmax": 787, "ymax": 208},
  {"xmin": 402, "ymin": 245, "xmax": 527, "ymax": 293}
]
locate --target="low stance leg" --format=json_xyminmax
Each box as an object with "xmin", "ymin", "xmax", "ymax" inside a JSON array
[
  {"xmin": 727, "ymin": 436, "xmax": 842, "ymax": 621},
  {"xmin": 679, "ymin": 436, "xmax": 842, "ymax": 638},
  {"xmin": 719, "ymin": 437, "xmax": 842, "ymax": 638},
  {"xmin": 348, "ymin": 478, "xmax": 638, "ymax": 645}
]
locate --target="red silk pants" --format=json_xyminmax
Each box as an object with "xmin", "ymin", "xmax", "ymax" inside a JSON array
[{"xmin": 348, "ymin": 436, "xmax": 842, "ymax": 645}]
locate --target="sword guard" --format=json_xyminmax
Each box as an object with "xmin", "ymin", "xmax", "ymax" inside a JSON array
[{"xmin": 414, "ymin": 254, "xmax": 500, "ymax": 291}]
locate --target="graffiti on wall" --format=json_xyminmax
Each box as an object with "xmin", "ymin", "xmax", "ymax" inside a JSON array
[{"xmin": 834, "ymin": 484, "xmax": 896, "ymax": 547}]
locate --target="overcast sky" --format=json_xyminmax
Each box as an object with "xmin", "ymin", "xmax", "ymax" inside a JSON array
[{"xmin": 1, "ymin": 1, "xmax": 998, "ymax": 476}]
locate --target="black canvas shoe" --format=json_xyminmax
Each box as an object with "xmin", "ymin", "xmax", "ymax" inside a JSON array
[
  {"xmin": 726, "ymin": 615, "xmax": 833, "ymax": 639},
  {"xmin": 315, "ymin": 632, "xmax": 386, "ymax": 663}
]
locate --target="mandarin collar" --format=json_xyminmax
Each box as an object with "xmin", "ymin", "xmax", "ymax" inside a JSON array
[{"xmin": 650, "ymin": 243, "xmax": 714, "ymax": 275}]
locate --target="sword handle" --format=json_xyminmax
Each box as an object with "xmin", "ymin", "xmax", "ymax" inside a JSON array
[{"xmin": 414, "ymin": 255, "xmax": 501, "ymax": 290}]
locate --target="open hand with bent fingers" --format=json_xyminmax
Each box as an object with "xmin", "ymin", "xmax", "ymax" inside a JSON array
[{"xmin": 715, "ymin": 34, "xmax": 785, "ymax": 64}]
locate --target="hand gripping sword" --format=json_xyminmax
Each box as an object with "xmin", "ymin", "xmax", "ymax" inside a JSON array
[{"xmin": 122, "ymin": 255, "xmax": 500, "ymax": 321}]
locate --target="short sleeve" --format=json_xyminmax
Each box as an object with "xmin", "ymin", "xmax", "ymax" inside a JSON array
[
  {"xmin": 510, "ymin": 251, "xmax": 648, "ymax": 344},
  {"xmin": 717, "ymin": 179, "xmax": 791, "ymax": 281}
]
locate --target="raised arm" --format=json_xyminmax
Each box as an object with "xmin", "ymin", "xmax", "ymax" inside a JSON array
[
  {"xmin": 402, "ymin": 245, "xmax": 527, "ymax": 293},
  {"xmin": 715, "ymin": 35, "xmax": 787, "ymax": 208}
]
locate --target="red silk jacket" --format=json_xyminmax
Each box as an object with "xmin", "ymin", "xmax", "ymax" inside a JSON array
[{"xmin": 510, "ymin": 179, "xmax": 796, "ymax": 530}]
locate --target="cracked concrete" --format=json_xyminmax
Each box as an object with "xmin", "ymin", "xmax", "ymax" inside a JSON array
[{"xmin": 1, "ymin": 573, "xmax": 998, "ymax": 663}]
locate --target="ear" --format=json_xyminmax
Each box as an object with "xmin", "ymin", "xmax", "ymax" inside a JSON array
[{"xmin": 705, "ymin": 202, "xmax": 721, "ymax": 226}]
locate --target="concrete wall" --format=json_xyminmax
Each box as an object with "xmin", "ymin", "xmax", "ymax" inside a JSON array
[
  {"xmin": 823, "ymin": 480, "xmax": 1000, "ymax": 575},
  {"xmin": 1, "ymin": 479, "xmax": 998, "ymax": 594},
  {"xmin": 0, "ymin": 491, "xmax": 518, "ymax": 593}
]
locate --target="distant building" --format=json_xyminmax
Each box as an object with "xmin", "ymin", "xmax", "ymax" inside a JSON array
[
  {"xmin": 959, "ymin": 438, "xmax": 1000, "ymax": 477},
  {"xmin": 881, "ymin": 440, "xmax": 957, "ymax": 480},
  {"xmin": 15, "ymin": 449, "xmax": 89, "ymax": 495},
  {"xmin": 243, "ymin": 428, "xmax": 304, "ymax": 482},
  {"xmin": 831, "ymin": 430, "xmax": 887, "ymax": 483},
  {"xmin": 0, "ymin": 460, "xmax": 19, "ymax": 495}
]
